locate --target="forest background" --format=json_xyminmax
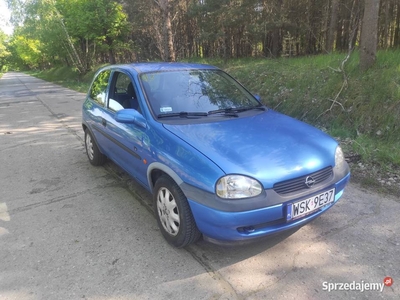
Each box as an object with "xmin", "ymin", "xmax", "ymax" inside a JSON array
[{"xmin": 1, "ymin": 0, "xmax": 399, "ymax": 191}]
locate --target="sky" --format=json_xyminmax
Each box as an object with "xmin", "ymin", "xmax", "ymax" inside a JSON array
[{"xmin": 0, "ymin": 0, "xmax": 13, "ymax": 35}]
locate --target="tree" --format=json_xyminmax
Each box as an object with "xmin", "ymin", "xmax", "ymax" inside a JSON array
[
  {"xmin": 360, "ymin": 0, "xmax": 380, "ymax": 71},
  {"xmin": 8, "ymin": 33, "xmax": 42, "ymax": 69},
  {"xmin": 327, "ymin": 0, "xmax": 339, "ymax": 52},
  {"xmin": 64, "ymin": 0, "xmax": 130, "ymax": 66},
  {"xmin": 157, "ymin": 0, "xmax": 176, "ymax": 61},
  {"xmin": 6, "ymin": 0, "xmax": 130, "ymax": 72},
  {"xmin": 0, "ymin": 30, "xmax": 10, "ymax": 70},
  {"xmin": 6, "ymin": 0, "xmax": 400, "ymax": 66}
]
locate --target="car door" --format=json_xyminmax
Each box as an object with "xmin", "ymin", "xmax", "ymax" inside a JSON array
[
  {"xmin": 102, "ymin": 70, "xmax": 149, "ymax": 186},
  {"xmin": 84, "ymin": 69, "xmax": 114, "ymax": 156}
]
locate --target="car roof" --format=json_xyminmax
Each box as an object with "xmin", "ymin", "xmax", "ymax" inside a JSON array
[{"xmin": 102, "ymin": 62, "xmax": 219, "ymax": 74}]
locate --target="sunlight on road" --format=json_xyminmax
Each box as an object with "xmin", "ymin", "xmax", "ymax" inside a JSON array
[
  {"xmin": 0, "ymin": 202, "xmax": 10, "ymax": 236},
  {"xmin": 0, "ymin": 202, "xmax": 10, "ymax": 221}
]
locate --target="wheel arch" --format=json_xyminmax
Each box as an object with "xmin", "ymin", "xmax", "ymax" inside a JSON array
[
  {"xmin": 83, "ymin": 123, "xmax": 108, "ymax": 159},
  {"xmin": 82, "ymin": 123, "xmax": 88, "ymax": 133},
  {"xmin": 147, "ymin": 162, "xmax": 183, "ymax": 192},
  {"xmin": 82, "ymin": 123, "xmax": 101, "ymax": 149}
]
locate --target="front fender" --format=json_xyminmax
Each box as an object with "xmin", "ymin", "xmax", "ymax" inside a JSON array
[
  {"xmin": 147, "ymin": 162, "xmax": 184, "ymax": 191},
  {"xmin": 145, "ymin": 121, "xmax": 225, "ymax": 194}
]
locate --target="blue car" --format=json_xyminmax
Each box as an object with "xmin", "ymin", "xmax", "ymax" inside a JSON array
[{"xmin": 82, "ymin": 62, "xmax": 350, "ymax": 248}]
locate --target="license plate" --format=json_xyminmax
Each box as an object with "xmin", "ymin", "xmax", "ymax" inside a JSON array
[{"xmin": 287, "ymin": 188, "xmax": 335, "ymax": 221}]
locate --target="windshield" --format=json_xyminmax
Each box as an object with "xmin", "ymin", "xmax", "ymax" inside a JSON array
[{"xmin": 140, "ymin": 69, "xmax": 260, "ymax": 116}]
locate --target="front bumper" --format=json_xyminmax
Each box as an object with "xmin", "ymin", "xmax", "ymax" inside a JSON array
[{"xmin": 188, "ymin": 172, "xmax": 350, "ymax": 242}]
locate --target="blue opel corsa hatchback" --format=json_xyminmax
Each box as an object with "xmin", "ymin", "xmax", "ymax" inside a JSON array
[{"xmin": 82, "ymin": 63, "xmax": 350, "ymax": 248}]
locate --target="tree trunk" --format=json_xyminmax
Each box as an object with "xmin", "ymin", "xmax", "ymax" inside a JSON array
[
  {"xmin": 360, "ymin": 0, "xmax": 381, "ymax": 71},
  {"xmin": 108, "ymin": 49, "xmax": 116, "ymax": 64},
  {"xmin": 56, "ymin": 9, "xmax": 85, "ymax": 73},
  {"xmin": 395, "ymin": 2, "xmax": 400, "ymax": 47},
  {"xmin": 159, "ymin": 0, "xmax": 176, "ymax": 62},
  {"xmin": 271, "ymin": 0, "xmax": 283, "ymax": 57},
  {"xmin": 306, "ymin": 0, "xmax": 318, "ymax": 54},
  {"xmin": 327, "ymin": 0, "xmax": 339, "ymax": 52},
  {"xmin": 349, "ymin": 0, "xmax": 362, "ymax": 50},
  {"xmin": 381, "ymin": 0, "xmax": 390, "ymax": 48}
]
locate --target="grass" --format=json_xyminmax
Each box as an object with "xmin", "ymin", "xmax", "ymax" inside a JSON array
[
  {"xmin": 26, "ymin": 51, "xmax": 400, "ymax": 174},
  {"xmin": 27, "ymin": 66, "xmax": 102, "ymax": 93},
  {"xmin": 189, "ymin": 52, "xmax": 400, "ymax": 169}
]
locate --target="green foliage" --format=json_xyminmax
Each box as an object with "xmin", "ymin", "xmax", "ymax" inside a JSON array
[
  {"xmin": 7, "ymin": 0, "xmax": 130, "ymax": 72},
  {"xmin": 351, "ymin": 135, "xmax": 400, "ymax": 168},
  {"xmin": 29, "ymin": 64, "xmax": 106, "ymax": 92},
  {"xmin": 0, "ymin": 30, "xmax": 10, "ymax": 71},
  {"xmin": 61, "ymin": 0, "xmax": 129, "ymax": 48},
  {"xmin": 29, "ymin": 66, "xmax": 80, "ymax": 81},
  {"xmin": 7, "ymin": 33, "xmax": 42, "ymax": 69}
]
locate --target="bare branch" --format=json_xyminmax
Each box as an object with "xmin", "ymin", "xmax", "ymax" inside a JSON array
[{"xmin": 316, "ymin": 0, "xmax": 361, "ymax": 120}]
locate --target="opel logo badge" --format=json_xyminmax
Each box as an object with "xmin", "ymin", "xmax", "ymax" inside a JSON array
[{"xmin": 305, "ymin": 176, "xmax": 315, "ymax": 188}]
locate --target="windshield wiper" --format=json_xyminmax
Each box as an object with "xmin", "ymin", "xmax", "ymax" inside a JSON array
[
  {"xmin": 208, "ymin": 105, "xmax": 266, "ymax": 117},
  {"xmin": 157, "ymin": 111, "xmax": 208, "ymax": 119},
  {"xmin": 207, "ymin": 108, "xmax": 239, "ymax": 117},
  {"xmin": 157, "ymin": 106, "xmax": 266, "ymax": 119}
]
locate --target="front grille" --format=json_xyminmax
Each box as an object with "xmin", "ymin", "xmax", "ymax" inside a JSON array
[{"xmin": 273, "ymin": 166, "xmax": 333, "ymax": 195}]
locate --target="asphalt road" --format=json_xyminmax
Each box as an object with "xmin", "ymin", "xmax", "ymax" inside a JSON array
[{"xmin": 0, "ymin": 72, "xmax": 399, "ymax": 300}]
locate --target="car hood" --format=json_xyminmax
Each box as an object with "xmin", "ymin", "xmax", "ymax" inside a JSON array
[{"xmin": 163, "ymin": 110, "xmax": 338, "ymax": 188}]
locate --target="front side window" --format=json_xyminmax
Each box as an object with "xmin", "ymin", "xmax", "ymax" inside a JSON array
[
  {"xmin": 140, "ymin": 70, "xmax": 259, "ymax": 115},
  {"xmin": 89, "ymin": 70, "xmax": 111, "ymax": 106},
  {"xmin": 107, "ymin": 72, "xmax": 140, "ymax": 112},
  {"xmin": 114, "ymin": 73, "xmax": 132, "ymax": 93}
]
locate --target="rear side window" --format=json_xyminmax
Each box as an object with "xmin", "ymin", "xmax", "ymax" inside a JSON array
[{"xmin": 89, "ymin": 70, "xmax": 111, "ymax": 106}]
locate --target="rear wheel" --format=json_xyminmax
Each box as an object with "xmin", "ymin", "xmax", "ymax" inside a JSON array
[
  {"xmin": 84, "ymin": 129, "xmax": 106, "ymax": 166},
  {"xmin": 153, "ymin": 175, "xmax": 201, "ymax": 248}
]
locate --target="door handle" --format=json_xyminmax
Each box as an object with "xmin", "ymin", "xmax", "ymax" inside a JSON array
[{"xmin": 101, "ymin": 118, "xmax": 107, "ymax": 126}]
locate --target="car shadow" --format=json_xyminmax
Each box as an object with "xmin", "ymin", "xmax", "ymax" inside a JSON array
[{"xmin": 104, "ymin": 158, "xmax": 303, "ymax": 267}]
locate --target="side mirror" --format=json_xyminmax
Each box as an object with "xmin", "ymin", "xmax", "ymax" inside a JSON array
[
  {"xmin": 115, "ymin": 109, "xmax": 147, "ymax": 129},
  {"xmin": 253, "ymin": 94, "xmax": 261, "ymax": 102}
]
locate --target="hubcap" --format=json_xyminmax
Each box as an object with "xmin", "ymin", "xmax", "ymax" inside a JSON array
[
  {"xmin": 157, "ymin": 187, "xmax": 180, "ymax": 236},
  {"xmin": 86, "ymin": 134, "xmax": 94, "ymax": 160}
]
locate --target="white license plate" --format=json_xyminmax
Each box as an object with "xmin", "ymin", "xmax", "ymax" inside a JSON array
[{"xmin": 287, "ymin": 188, "xmax": 335, "ymax": 220}]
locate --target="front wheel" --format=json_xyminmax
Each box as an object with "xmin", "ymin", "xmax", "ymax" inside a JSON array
[{"xmin": 153, "ymin": 175, "xmax": 201, "ymax": 248}]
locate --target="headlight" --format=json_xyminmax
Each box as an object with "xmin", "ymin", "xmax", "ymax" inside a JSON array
[
  {"xmin": 335, "ymin": 146, "xmax": 345, "ymax": 167},
  {"xmin": 216, "ymin": 175, "xmax": 263, "ymax": 199}
]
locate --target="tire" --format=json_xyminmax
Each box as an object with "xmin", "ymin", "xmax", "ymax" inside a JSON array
[
  {"xmin": 84, "ymin": 129, "xmax": 106, "ymax": 166},
  {"xmin": 153, "ymin": 175, "xmax": 201, "ymax": 248}
]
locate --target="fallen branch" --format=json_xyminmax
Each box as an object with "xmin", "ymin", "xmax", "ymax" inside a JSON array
[
  {"xmin": 317, "ymin": 47, "xmax": 352, "ymax": 120},
  {"xmin": 317, "ymin": 0, "xmax": 360, "ymax": 120},
  {"xmin": 316, "ymin": 69, "xmax": 348, "ymax": 120}
]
